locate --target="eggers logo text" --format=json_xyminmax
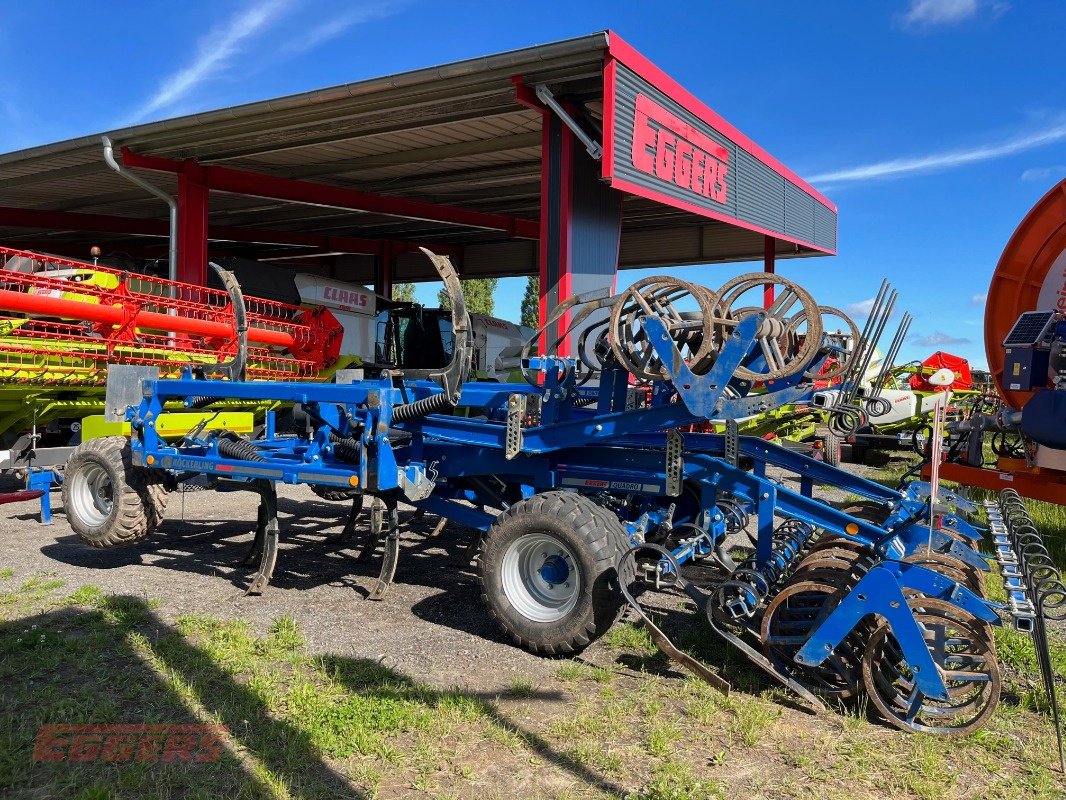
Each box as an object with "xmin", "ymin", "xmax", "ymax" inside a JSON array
[{"xmin": 630, "ymin": 94, "xmax": 729, "ymax": 205}]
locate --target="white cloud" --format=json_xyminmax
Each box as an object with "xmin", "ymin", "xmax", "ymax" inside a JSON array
[
  {"xmin": 1021, "ymin": 165, "xmax": 1066, "ymax": 182},
  {"xmin": 900, "ymin": 0, "xmax": 979, "ymax": 27},
  {"xmin": 847, "ymin": 297, "xmax": 877, "ymax": 318},
  {"xmin": 912, "ymin": 331, "xmax": 972, "ymax": 347},
  {"xmin": 282, "ymin": 3, "xmax": 401, "ymax": 54},
  {"xmin": 971, "ymin": 292, "xmax": 987, "ymax": 305},
  {"xmin": 131, "ymin": 0, "xmax": 294, "ymax": 122},
  {"xmin": 808, "ymin": 117, "xmax": 1066, "ymax": 186},
  {"xmin": 898, "ymin": 0, "xmax": 1008, "ymax": 30}
]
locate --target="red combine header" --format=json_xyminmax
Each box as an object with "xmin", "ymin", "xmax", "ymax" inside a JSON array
[{"xmin": 0, "ymin": 246, "xmax": 343, "ymax": 383}]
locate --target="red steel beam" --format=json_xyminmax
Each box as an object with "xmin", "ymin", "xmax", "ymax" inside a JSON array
[
  {"xmin": 120, "ymin": 147, "xmax": 539, "ymax": 239},
  {"xmin": 0, "ymin": 206, "xmax": 462, "ymax": 258}
]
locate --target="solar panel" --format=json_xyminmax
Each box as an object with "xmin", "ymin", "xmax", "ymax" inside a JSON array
[{"xmin": 1003, "ymin": 310, "xmax": 1057, "ymax": 347}]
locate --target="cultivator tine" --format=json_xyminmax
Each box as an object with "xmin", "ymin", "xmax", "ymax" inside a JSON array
[
  {"xmin": 369, "ymin": 493, "xmax": 401, "ymax": 600},
  {"xmin": 618, "ymin": 546, "xmax": 730, "ymax": 694},
  {"xmin": 246, "ymin": 481, "xmax": 279, "ymax": 596},
  {"xmin": 826, "ymin": 280, "xmax": 898, "ymax": 434},
  {"xmin": 987, "ymin": 491, "xmax": 1066, "ymax": 770},
  {"xmin": 451, "ymin": 530, "xmax": 483, "ymax": 568},
  {"xmin": 355, "ymin": 497, "xmax": 385, "ymax": 562},
  {"xmin": 702, "ymin": 610, "xmax": 826, "ymax": 713},
  {"xmin": 870, "ymin": 312, "xmax": 912, "ymax": 395},
  {"xmin": 865, "ymin": 312, "xmax": 913, "ymax": 416},
  {"xmin": 339, "ymin": 495, "xmax": 363, "ymax": 540},
  {"xmin": 240, "ymin": 500, "xmax": 269, "ymax": 567}
]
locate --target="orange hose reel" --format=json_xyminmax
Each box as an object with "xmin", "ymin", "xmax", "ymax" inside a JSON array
[{"xmin": 985, "ymin": 179, "xmax": 1066, "ymax": 409}]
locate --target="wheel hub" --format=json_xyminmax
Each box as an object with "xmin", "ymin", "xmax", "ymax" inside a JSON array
[
  {"xmin": 538, "ymin": 554, "xmax": 570, "ymax": 586},
  {"xmin": 501, "ymin": 533, "xmax": 581, "ymax": 623}
]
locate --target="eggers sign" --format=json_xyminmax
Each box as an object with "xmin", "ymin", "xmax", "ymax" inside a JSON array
[
  {"xmin": 602, "ymin": 51, "xmax": 837, "ymax": 254},
  {"xmin": 630, "ymin": 94, "xmax": 729, "ymax": 205}
]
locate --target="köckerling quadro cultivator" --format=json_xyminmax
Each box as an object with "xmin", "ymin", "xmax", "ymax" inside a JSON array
[{"xmin": 65, "ymin": 250, "xmax": 1062, "ymax": 739}]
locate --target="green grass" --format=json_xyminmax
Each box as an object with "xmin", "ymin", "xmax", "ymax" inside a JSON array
[
  {"xmin": 2, "ymin": 560, "xmax": 1064, "ymax": 800},
  {"xmin": 602, "ymin": 622, "xmax": 656, "ymax": 654},
  {"xmin": 508, "ymin": 676, "xmax": 537, "ymax": 698}
]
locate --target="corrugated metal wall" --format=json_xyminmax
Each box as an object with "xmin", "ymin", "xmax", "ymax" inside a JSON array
[{"xmin": 608, "ymin": 63, "xmax": 836, "ymax": 253}]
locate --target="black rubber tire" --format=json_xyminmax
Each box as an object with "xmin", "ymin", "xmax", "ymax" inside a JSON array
[
  {"xmin": 310, "ymin": 484, "xmax": 364, "ymax": 510},
  {"xmin": 479, "ymin": 490, "xmax": 632, "ymax": 655},
  {"xmin": 823, "ymin": 431, "xmax": 842, "ymax": 467},
  {"xmin": 62, "ymin": 436, "xmax": 167, "ymax": 548}
]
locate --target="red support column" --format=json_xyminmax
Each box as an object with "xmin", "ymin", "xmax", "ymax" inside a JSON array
[
  {"xmin": 763, "ymin": 235, "xmax": 776, "ymax": 309},
  {"xmin": 177, "ymin": 160, "xmax": 209, "ymax": 285},
  {"xmin": 538, "ymin": 112, "xmax": 574, "ymax": 355}
]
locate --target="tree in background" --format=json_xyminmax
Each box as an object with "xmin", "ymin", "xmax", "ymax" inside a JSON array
[
  {"xmin": 392, "ymin": 282, "xmax": 416, "ymax": 303},
  {"xmin": 520, "ymin": 275, "xmax": 539, "ymax": 329},
  {"xmin": 439, "ymin": 278, "xmax": 498, "ymax": 316}
]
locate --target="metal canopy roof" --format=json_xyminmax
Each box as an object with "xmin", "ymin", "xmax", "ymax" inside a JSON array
[{"xmin": 0, "ymin": 31, "xmax": 833, "ymax": 284}]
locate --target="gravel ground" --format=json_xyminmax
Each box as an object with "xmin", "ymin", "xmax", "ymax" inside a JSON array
[
  {"xmin": 2, "ymin": 480, "xmax": 591, "ymax": 692},
  {"xmin": 0, "ymin": 461, "xmax": 892, "ymax": 695}
]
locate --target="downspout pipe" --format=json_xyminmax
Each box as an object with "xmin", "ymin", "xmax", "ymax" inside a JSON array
[{"xmin": 101, "ymin": 136, "xmax": 178, "ymax": 282}]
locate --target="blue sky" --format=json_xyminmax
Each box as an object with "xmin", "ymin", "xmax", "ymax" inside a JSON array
[{"xmin": 1, "ymin": 0, "xmax": 1064, "ymax": 369}]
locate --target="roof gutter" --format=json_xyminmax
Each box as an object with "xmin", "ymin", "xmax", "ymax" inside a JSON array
[{"xmin": 101, "ymin": 135, "xmax": 178, "ymax": 282}]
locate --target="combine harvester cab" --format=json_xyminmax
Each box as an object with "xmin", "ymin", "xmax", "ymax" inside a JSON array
[{"xmin": 73, "ymin": 250, "xmax": 1058, "ymax": 739}]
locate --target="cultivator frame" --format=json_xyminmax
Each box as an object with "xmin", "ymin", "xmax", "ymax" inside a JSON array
[{"xmin": 76, "ymin": 250, "xmax": 1061, "ymax": 740}]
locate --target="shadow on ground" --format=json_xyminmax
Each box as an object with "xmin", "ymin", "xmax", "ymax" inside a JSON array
[{"xmin": 1, "ymin": 595, "xmax": 637, "ymax": 798}]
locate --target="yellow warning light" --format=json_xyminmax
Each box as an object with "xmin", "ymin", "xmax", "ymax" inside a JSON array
[
  {"xmin": 145, "ymin": 455, "xmax": 155, "ymax": 465},
  {"xmin": 348, "ymin": 476, "xmax": 360, "ymax": 487},
  {"xmin": 845, "ymin": 522, "xmax": 859, "ymax": 536}
]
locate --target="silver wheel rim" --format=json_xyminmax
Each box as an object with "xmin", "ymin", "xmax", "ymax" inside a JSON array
[
  {"xmin": 501, "ymin": 533, "xmax": 581, "ymax": 623},
  {"xmin": 71, "ymin": 462, "xmax": 114, "ymax": 527}
]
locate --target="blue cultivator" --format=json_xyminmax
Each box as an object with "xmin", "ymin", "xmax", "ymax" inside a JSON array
[{"xmin": 69, "ymin": 250, "xmax": 1026, "ymax": 737}]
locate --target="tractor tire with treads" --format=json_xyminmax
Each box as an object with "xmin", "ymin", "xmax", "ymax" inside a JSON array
[
  {"xmin": 823, "ymin": 431, "xmax": 843, "ymax": 467},
  {"xmin": 62, "ymin": 436, "xmax": 167, "ymax": 548},
  {"xmin": 479, "ymin": 491, "xmax": 633, "ymax": 655}
]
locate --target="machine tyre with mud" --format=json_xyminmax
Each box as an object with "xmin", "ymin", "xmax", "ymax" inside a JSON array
[
  {"xmin": 480, "ymin": 491, "xmax": 632, "ymax": 655},
  {"xmin": 62, "ymin": 436, "xmax": 167, "ymax": 548}
]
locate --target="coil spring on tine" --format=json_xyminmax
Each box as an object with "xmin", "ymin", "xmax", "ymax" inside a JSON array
[
  {"xmin": 997, "ymin": 489, "xmax": 1066, "ymax": 620},
  {"xmin": 716, "ymin": 497, "xmax": 750, "ymax": 533},
  {"xmin": 716, "ymin": 519, "xmax": 816, "ymax": 618}
]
